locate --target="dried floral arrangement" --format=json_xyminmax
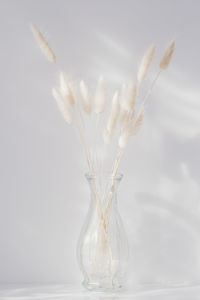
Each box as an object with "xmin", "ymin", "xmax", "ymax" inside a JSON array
[
  {"xmin": 30, "ymin": 23, "xmax": 175, "ymax": 288},
  {"xmin": 30, "ymin": 23, "xmax": 174, "ymax": 161}
]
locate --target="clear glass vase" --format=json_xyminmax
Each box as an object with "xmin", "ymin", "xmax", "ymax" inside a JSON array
[{"xmin": 77, "ymin": 172, "xmax": 129, "ymax": 291}]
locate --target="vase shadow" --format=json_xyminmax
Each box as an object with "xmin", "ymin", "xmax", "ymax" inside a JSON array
[{"xmin": 127, "ymin": 191, "xmax": 200, "ymax": 286}]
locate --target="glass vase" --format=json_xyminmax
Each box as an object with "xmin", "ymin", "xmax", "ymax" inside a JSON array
[{"xmin": 77, "ymin": 172, "xmax": 129, "ymax": 291}]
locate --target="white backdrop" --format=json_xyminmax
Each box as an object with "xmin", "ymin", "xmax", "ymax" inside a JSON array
[{"xmin": 0, "ymin": 0, "xmax": 200, "ymax": 286}]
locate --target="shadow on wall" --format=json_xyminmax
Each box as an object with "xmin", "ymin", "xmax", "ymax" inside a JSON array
[
  {"xmin": 130, "ymin": 191, "xmax": 200, "ymax": 285},
  {"xmin": 128, "ymin": 130, "xmax": 200, "ymax": 285}
]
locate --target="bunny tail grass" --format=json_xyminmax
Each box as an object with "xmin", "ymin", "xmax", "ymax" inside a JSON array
[
  {"xmin": 159, "ymin": 40, "xmax": 175, "ymax": 70},
  {"xmin": 30, "ymin": 22, "xmax": 56, "ymax": 63},
  {"xmin": 126, "ymin": 82, "xmax": 137, "ymax": 112},
  {"xmin": 103, "ymin": 127, "xmax": 112, "ymax": 144},
  {"xmin": 80, "ymin": 80, "xmax": 91, "ymax": 114},
  {"xmin": 118, "ymin": 130, "xmax": 130, "ymax": 149},
  {"xmin": 137, "ymin": 44, "xmax": 155, "ymax": 82},
  {"xmin": 59, "ymin": 71, "xmax": 75, "ymax": 106},
  {"xmin": 105, "ymin": 91, "xmax": 120, "ymax": 139},
  {"xmin": 52, "ymin": 88, "xmax": 72, "ymax": 124},
  {"xmin": 94, "ymin": 76, "xmax": 106, "ymax": 114},
  {"xmin": 131, "ymin": 108, "xmax": 144, "ymax": 135}
]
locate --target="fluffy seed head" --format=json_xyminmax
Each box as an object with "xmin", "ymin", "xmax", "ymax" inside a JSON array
[
  {"xmin": 119, "ymin": 82, "xmax": 136, "ymax": 125},
  {"xmin": 103, "ymin": 128, "xmax": 112, "ymax": 144},
  {"xmin": 119, "ymin": 84, "xmax": 128, "ymax": 124},
  {"xmin": 59, "ymin": 72, "xmax": 75, "ymax": 106},
  {"xmin": 126, "ymin": 82, "xmax": 137, "ymax": 111},
  {"xmin": 137, "ymin": 44, "xmax": 155, "ymax": 82},
  {"xmin": 131, "ymin": 109, "xmax": 143, "ymax": 135},
  {"xmin": 159, "ymin": 40, "xmax": 175, "ymax": 70},
  {"xmin": 118, "ymin": 105, "xmax": 144, "ymax": 148},
  {"xmin": 29, "ymin": 22, "xmax": 56, "ymax": 63},
  {"xmin": 52, "ymin": 88, "xmax": 72, "ymax": 124},
  {"xmin": 120, "ymin": 82, "xmax": 136, "ymax": 112},
  {"xmin": 120, "ymin": 84, "xmax": 127, "ymax": 110},
  {"xmin": 118, "ymin": 130, "xmax": 130, "ymax": 149},
  {"xmin": 94, "ymin": 76, "xmax": 106, "ymax": 114},
  {"xmin": 120, "ymin": 110, "xmax": 130, "ymax": 125},
  {"xmin": 106, "ymin": 91, "xmax": 120, "ymax": 133},
  {"xmin": 80, "ymin": 80, "xmax": 91, "ymax": 114}
]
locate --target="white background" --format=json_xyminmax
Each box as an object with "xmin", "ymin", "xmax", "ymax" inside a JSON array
[{"xmin": 0, "ymin": 0, "xmax": 200, "ymax": 286}]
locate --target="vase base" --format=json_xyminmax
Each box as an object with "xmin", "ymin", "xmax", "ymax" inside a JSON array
[{"xmin": 82, "ymin": 280, "xmax": 122, "ymax": 292}]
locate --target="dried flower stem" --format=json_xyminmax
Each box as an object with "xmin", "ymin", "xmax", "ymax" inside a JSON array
[
  {"xmin": 142, "ymin": 70, "xmax": 162, "ymax": 107},
  {"xmin": 103, "ymin": 148, "xmax": 123, "ymax": 224},
  {"xmin": 93, "ymin": 114, "xmax": 100, "ymax": 171}
]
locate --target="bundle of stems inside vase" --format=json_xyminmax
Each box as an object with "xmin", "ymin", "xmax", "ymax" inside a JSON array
[{"xmin": 30, "ymin": 23, "xmax": 175, "ymax": 230}]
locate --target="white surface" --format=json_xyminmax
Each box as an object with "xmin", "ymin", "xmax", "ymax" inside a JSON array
[
  {"xmin": 0, "ymin": 0, "xmax": 200, "ymax": 285},
  {"xmin": 1, "ymin": 284, "xmax": 200, "ymax": 300}
]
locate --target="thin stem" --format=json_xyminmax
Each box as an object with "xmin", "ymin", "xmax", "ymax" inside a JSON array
[
  {"xmin": 102, "ymin": 71, "xmax": 162, "ymax": 228},
  {"xmin": 99, "ymin": 143, "xmax": 107, "ymax": 194},
  {"xmin": 76, "ymin": 92, "xmax": 95, "ymax": 169},
  {"xmin": 73, "ymin": 118, "xmax": 92, "ymax": 172},
  {"xmin": 131, "ymin": 69, "xmax": 162, "ymax": 130},
  {"xmin": 103, "ymin": 148, "xmax": 123, "ymax": 225},
  {"xmin": 143, "ymin": 69, "xmax": 162, "ymax": 106},
  {"xmin": 93, "ymin": 114, "xmax": 100, "ymax": 172}
]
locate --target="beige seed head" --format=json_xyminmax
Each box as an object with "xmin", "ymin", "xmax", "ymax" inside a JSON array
[
  {"xmin": 137, "ymin": 44, "xmax": 155, "ymax": 82},
  {"xmin": 120, "ymin": 82, "xmax": 136, "ymax": 111},
  {"xmin": 118, "ymin": 130, "xmax": 130, "ymax": 149},
  {"xmin": 59, "ymin": 72, "xmax": 75, "ymax": 106},
  {"xmin": 120, "ymin": 84, "xmax": 129, "ymax": 124},
  {"xmin": 52, "ymin": 88, "xmax": 72, "ymax": 124},
  {"xmin": 80, "ymin": 80, "xmax": 91, "ymax": 114},
  {"xmin": 120, "ymin": 110, "xmax": 130, "ymax": 125},
  {"xmin": 119, "ymin": 82, "xmax": 136, "ymax": 125},
  {"xmin": 106, "ymin": 91, "xmax": 120, "ymax": 133},
  {"xmin": 131, "ymin": 109, "xmax": 143, "ymax": 135},
  {"xmin": 159, "ymin": 40, "xmax": 175, "ymax": 70},
  {"xmin": 103, "ymin": 127, "xmax": 112, "ymax": 144},
  {"xmin": 120, "ymin": 84, "xmax": 127, "ymax": 110},
  {"xmin": 29, "ymin": 22, "xmax": 56, "ymax": 63},
  {"xmin": 126, "ymin": 82, "xmax": 137, "ymax": 111},
  {"xmin": 94, "ymin": 76, "xmax": 106, "ymax": 114},
  {"xmin": 118, "ymin": 106, "xmax": 144, "ymax": 148},
  {"xmin": 103, "ymin": 92, "xmax": 119, "ymax": 144}
]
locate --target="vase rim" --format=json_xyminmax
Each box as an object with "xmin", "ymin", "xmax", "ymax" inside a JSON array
[{"xmin": 85, "ymin": 172, "xmax": 123, "ymax": 180}]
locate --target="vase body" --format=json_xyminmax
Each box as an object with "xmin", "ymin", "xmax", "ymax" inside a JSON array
[{"xmin": 77, "ymin": 173, "xmax": 129, "ymax": 291}]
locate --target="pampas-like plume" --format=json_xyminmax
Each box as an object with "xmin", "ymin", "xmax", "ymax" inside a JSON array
[
  {"xmin": 131, "ymin": 108, "xmax": 144, "ymax": 136},
  {"xmin": 119, "ymin": 82, "xmax": 136, "ymax": 125},
  {"xmin": 106, "ymin": 91, "xmax": 120, "ymax": 134},
  {"xmin": 120, "ymin": 84, "xmax": 127, "ymax": 111},
  {"xmin": 94, "ymin": 76, "xmax": 106, "ymax": 114},
  {"xmin": 118, "ymin": 129, "xmax": 130, "ymax": 149},
  {"xmin": 120, "ymin": 109, "xmax": 130, "ymax": 125},
  {"xmin": 118, "ymin": 106, "xmax": 144, "ymax": 148},
  {"xmin": 126, "ymin": 82, "xmax": 137, "ymax": 111},
  {"xmin": 119, "ymin": 84, "xmax": 128, "ymax": 124},
  {"xmin": 103, "ymin": 128, "xmax": 112, "ymax": 144},
  {"xmin": 159, "ymin": 40, "xmax": 175, "ymax": 70},
  {"xmin": 137, "ymin": 45, "xmax": 155, "ymax": 82},
  {"xmin": 80, "ymin": 80, "xmax": 91, "ymax": 114},
  {"xmin": 59, "ymin": 72, "xmax": 75, "ymax": 106},
  {"xmin": 52, "ymin": 88, "xmax": 72, "ymax": 124},
  {"xmin": 30, "ymin": 22, "xmax": 56, "ymax": 63}
]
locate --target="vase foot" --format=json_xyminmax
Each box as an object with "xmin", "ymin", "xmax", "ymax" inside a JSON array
[{"xmin": 82, "ymin": 279, "xmax": 122, "ymax": 292}]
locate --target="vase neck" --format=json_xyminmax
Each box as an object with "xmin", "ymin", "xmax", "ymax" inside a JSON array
[{"xmin": 85, "ymin": 172, "xmax": 123, "ymax": 209}]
